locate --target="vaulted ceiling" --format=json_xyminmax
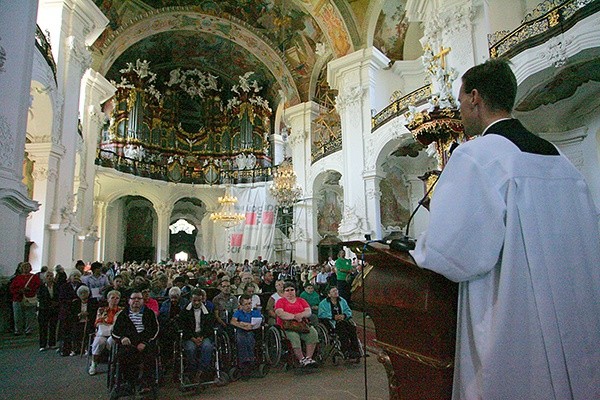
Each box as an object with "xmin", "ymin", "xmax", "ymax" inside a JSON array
[{"xmin": 90, "ymin": 0, "xmax": 415, "ymax": 110}]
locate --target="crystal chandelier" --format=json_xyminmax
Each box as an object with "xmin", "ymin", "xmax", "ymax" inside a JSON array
[
  {"xmin": 270, "ymin": 158, "xmax": 302, "ymax": 210},
  {"xmin": 210, "ymin": 186, "xmax": 246, "ymax": 228}
]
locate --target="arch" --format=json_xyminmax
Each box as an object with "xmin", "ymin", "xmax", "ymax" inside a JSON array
[
  {"xmin": 94, "ymin": 10, "xmax": 301, "ymax": 105},
  {"xmin": 312, "ymin": 169, "xmax": 343, "ymax": 240}
]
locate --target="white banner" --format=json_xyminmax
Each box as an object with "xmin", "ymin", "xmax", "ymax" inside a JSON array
[{"xmin": 224, "ymin": 185, "xmax": 277, "ymax": 263}]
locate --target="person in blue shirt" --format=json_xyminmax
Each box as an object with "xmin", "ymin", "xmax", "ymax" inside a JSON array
[{"xmin": 231, "ymin": 294, "xmax": 262, "ymax": 378}]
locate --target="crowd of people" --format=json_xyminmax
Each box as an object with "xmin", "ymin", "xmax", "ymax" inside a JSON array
[{"xmin": 3, "ymin": 253, "xmax": 364, "ymax": 393}]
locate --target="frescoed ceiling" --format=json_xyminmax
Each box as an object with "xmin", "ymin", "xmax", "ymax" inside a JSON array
[{"xmin": 90, "ymin": 0, "xmax": 414, "ymax": 141}]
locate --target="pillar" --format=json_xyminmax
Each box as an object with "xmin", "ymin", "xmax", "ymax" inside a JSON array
[
  {"xmin": 327, "ymin": 47, "xmax": 389, "ymax": 241},
  {"xmin": 0, "ymin": 1, "xmax": 40, "ymax": 275},
  {"xmin": 79, "ymin": 70, "xmax": 116, "ymax": 262}
]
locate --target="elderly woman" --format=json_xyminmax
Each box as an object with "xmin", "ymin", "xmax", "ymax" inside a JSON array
[
  {"xmin": 158, "ymin": 286, "xmax": 188, "ymax": 362},
  {"xmin": 68, "ymin": 285, "xmax": 98, "ymax": 356},
  {"xmin": 58, "ymin": 270, "xmax": 83, "ymax": 356},
  {"xmin": 89, "ymin": 290, "xmax": 123, "ymax": 375},
  {"xmin": 318, "ymin": 286, "xmax": 361, "ymax": 362},
  {"xmin": 275, "ymin": 282, "xmax": 319, "ymax": 367},
  {"xmin": 37, "ymin": 271, "xmax": 59, "ymax": 351},
  {"xmin": 236, "ymin": 272, "xmax": 260, "ymax": 295}
]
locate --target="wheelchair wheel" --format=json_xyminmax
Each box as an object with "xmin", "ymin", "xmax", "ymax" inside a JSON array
[
  {"xmin": 215, "ymin": 329, "xmax": 234, "ymax": 372},
  {"xmin": 214, "ymin": 372, "xmax": 228, "ymax": 387},
  {"xmin": 228, "ymin": 366, "xmax": 241, "ymax": 382},
  {"xmin": 257, "ymin": 363, "xmax": 269, "ymax": 378},
  {"xmin": 314, "ymin": 323, "xmax": 330, "ymax": 363},
  {"xmin": 332, "ymin": 349, "xmax": 344, "ymax": 366},
  {"xmin": 264, "ymin": 326, "xmax": 282, "ymax": 367}
]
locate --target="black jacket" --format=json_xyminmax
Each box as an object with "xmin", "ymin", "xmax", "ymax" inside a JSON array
[
  {"xmin": 112, "ymin": 306, "xmax": 159, "ymax": 346},
  {"xmin": 179, "ymin": 302, "xmax": 216, "ymax": 341}
]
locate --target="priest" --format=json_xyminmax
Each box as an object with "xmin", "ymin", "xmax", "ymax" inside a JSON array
[{"xmin": 411, "ymin": 59, "xmax": 600, "ymax": 399}]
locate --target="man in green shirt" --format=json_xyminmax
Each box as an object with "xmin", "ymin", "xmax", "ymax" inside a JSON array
[{"xmin": 335, "ymin": 250, "xmax": 353, "ymax": 303}]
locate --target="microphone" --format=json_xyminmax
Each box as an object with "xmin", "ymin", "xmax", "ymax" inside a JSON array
[{"xmin": 389, "ymin": 171, "xmax": 441, "ymax": 252}]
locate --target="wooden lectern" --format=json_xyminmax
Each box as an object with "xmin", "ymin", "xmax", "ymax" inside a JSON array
[{"xmin": 347, "ymin": 241, "xmax": 458, "ymax": 400}]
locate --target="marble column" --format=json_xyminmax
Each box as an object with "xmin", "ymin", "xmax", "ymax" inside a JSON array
[
  {"xmin": 285, "ymin": 101, "xmax": 319, "ymax": 264},
  {"xmin": 327, "ymin": 47, "xmax": 389, "ymax": 241},
  {"xmin": 155, "ymin": 204, "xmax": 173, "ymax": 262},
  {"xmin": 0, "ymin": 1, "xmax": 40, "ymax": 276},
  {"xmin": 362, "ymin": 171, "xmax": 383, "ymax": 240},
  {"xmin": 38, "ymin": 0, "xmax": 108, "ymax": 269},
  {"xmin": 79, "ymin": 70, "xmax": 115, "ymax": 262}
]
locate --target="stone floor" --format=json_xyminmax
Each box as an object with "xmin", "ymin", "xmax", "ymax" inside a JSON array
[{"xmin": 0, "ymin": 329, "xmax": 389, "ymax": 400}]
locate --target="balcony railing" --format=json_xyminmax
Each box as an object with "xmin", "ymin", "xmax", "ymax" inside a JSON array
[
  {"xmin": 371, "ymin": 85, "xmax": 432, "ymax": 132},
  {"xmin": 489, "ymin": 0, "xmax": 600, "ymax": 59},
  {"xmin": 96, "ymin": 149, "xmax": 274, "ymax": 185},
  {"xmin": 311, "ymin": 135, "xmax": 342, "ymax": 164},
  {"xmin": 35, "ymin": 25, "xmax": 57, "ymax": 83}
]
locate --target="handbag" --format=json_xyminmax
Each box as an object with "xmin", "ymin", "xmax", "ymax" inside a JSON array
[
  {"xmin": 282, "ymin": 318, "xmax": 310, "ymax": 333},
  {"xmin": 21, "ymin": 275, "xmax": 38, "ymax": 307}
]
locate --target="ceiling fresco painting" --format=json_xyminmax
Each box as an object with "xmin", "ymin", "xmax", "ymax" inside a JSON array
[
  {"xmin": 105, "ymin": 31, "xmax": 277, "ymax": 103},
  {"xmin": 88, "ymin": 0, "xmax": 419, "ymax": 182},
  {"xmin": 92, "ymin": 0, "xmax": 354, "ymax": 105},
  {"xmin": 373, "ymin": 0, "xmax": 409, "ymax": 61}
]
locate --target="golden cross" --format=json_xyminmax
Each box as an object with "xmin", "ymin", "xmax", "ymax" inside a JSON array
[{"xmin": 433, "ymin": 46, "xmax": 451, "ymax": 69}]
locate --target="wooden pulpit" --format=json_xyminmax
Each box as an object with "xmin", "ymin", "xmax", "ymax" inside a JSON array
[{"xmin": 347, "ymin": 241, "xmax": 458, "ymax": 400}]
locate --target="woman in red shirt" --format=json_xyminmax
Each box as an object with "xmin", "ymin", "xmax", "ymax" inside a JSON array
[
  {"xmin": 275, "ymin": 282, "xmax": 319, "ymax": 367},
  {"xmin": 9, "ymin": 262, "xmax": 40, "ymax": 335}
]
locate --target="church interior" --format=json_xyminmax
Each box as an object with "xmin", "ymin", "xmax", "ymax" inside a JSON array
[
  {"xmin": 2, "ymin": 0, "xmax": 599, "ymax": 276},
  {"xmin": 1, "ymin": 0, "xmax": 600, "ymax": 399}
]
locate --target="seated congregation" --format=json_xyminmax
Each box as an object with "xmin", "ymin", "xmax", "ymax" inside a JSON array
[{"xmin": 19, "ymin": 257, "xmax": 364, "ymax": 397}]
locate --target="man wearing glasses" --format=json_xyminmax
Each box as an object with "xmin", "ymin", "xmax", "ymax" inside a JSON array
[{"xmin": 112, "ymin": 291, "xmax": 159, "ymax": 394}]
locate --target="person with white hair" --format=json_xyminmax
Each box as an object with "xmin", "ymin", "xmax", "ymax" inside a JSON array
[
  {"xmin": 89, "ymin": 290, "xmax": 122, "ymax": 375},
  {"xmin": 67, "ymin": 285, "xmax": 98, "ymax": 356},
  {"xmin": 158, "ymin": 286, "xmax": 188, "ymax": 363}
]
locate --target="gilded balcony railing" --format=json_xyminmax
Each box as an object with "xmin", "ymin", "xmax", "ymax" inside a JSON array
[
  {"xmin": 311, "ymin": 135, "xmax": 342, "ymax": 164},
  {"xmin": 489, "ymin": 0, "xmax": 600, "ymax": 59},
  {"xmin": 35, "ymin": 25, "xmax": 57, "ymax": 82},
  {"xmin": 371, "ymin": 85, "xmax": 432, "ymax": 132},
  {"xmin": 95, "ymin": 148, "xmax": 274, "ymax": 185}
]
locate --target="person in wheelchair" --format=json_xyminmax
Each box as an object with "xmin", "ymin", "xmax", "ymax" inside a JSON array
[
  {"xmin": 179, "ymin": 288, "xmax": 216, "ymax": 383},
  {"xmin": 275, "ymin": 282, "xmax": 319, "ymax": 368},
  {"xmin": 89, "ymin": 290, "xmax": 123, "ymax": 375},
  {"xmin": 213, "ymin": 278, "xmax": 239, "ymax": 333},
  {"xmin": 317, "ymin": 286, "xmax": 361, "ymax": 362},
  {"xmin": 230, "ymin": 294, "xmax": 262, "ymax": 378},
  {"xmin": 111, "ymin": 290, "xmax": 159, "ymax": 394},
  {"xmin": 158, "ymin": 286, "xmax": 188, "ymax": 364}
]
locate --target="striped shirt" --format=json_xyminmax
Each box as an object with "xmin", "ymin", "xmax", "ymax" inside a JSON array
[{"xmin": 129, "ymin": 311, "xmax": 144, "ymax": 333}]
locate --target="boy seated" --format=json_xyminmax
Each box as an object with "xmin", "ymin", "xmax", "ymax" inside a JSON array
[{"xmin": 230, "ymin": 294, "xmax": 262, "ymax": 379}]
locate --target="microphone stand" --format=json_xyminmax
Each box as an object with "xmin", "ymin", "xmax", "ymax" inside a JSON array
[
  {"xmin": 361, "ymin": 240, "xmax": 369, "ymax": 400},
  {"xmin": 359, "ymin": 237, "xmax": 384, "ymax": 400},
  {"xmin": 390, "ymin": 172, "xmax": 440, "ymax": 252}
]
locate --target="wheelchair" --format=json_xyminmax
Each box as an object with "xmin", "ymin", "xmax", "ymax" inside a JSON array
[
  {"xmin": 107, "ymin": 341, "xmax": 161, "ymax": 399},
  {"xmin": 175, "ymin": 327, "xmax": 229, "ymax": 392},
  {"xmin": 224, "ymin": 324, "xmax": 270, "ymax": 381},
  {"xmin": 315, "ymin": 319, "xmax": 364, "ymax": 365},
  {"xmin": 86, "ymin": 331, "xmax": 114, "ymax": 376},
  {"xmin": 264, "ymin": 323, "xmax": 321, "ymax": 372}
]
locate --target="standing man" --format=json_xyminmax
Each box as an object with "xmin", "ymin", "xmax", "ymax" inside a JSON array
[
  {"xmin": 411, "ymin": 59, "xmax": 600, "ymax": 399},
  {"xmin": 334, "ymin": 250, "xmax": 353, "ymax": 303}
]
